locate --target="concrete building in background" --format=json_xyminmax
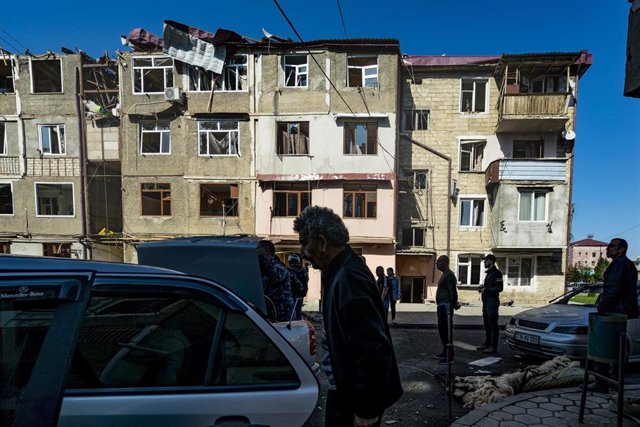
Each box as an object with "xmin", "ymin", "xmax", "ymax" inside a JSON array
[
  {"xmin": 569, "ymin": 235, "xmax": 609, "ymax": 268},
  {"xmin": 399, "ymin": 51, "xmax": 591, "ymax": 304}
]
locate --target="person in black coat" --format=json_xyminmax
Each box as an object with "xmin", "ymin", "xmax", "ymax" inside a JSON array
[
  {"xmin": 476, "ymin": 254, "xmax": 503, "ymax": 354},
  {"xmin": 294, "ymin": 206, "xmax": 402, "ymax": 427}
]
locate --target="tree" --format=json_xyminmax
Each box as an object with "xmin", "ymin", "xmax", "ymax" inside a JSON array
[{"xmin": 593, "ymin": 257, "xmax": 609, "ymax": 282}]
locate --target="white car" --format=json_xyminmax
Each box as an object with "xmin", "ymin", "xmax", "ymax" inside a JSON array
[{"xmin": 0, "ymin": 254, "xmax": 319, "ymax": 427}]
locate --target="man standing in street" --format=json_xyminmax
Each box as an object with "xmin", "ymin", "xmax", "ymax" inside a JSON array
[
  {"xmin": 257, "ymin": 240, "xmax": 294, "ymax": 322},
  {"xmin": 287, "ymin": 253, "xmax": 309, "ymax": 320},
  {"xmin": 294, "ymin": 206, "xmax": 402, "ymax": 427},
  {"xmin": 587, "ymin": 238, "xmax": 639, "ymax": 392},
  {"xmin": 387, "ymin": 267, "xmax": 401, "ymax": 324},
  {"xmin": 376, "ymin": 266, "xmax": 390, "ymax": 318},
  {"xmin": 476, "ymin": 254, "xmax": 503, "ymax": 354},
  {"xmin": 435, "ymin": 255, "xmax": 459, "ymax": 364}
]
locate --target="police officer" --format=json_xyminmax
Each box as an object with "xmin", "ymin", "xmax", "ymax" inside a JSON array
[{"xmin": 476, "ymin": 254, "xmax": 503, "ymax": 354}]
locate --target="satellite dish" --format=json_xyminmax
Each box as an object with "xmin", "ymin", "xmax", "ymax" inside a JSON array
[{"xmin": 562, "ymin": 130, "xmax": 576, "ymax": 140}]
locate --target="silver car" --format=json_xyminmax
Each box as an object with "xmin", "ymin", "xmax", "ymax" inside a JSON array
[
  {"xmin": 505, "ymin": 283, "xmax": 640, "ymax": 361},
  {"xmin": 0, "ymin": 255, "xmax": 319, "ymax": 427}
]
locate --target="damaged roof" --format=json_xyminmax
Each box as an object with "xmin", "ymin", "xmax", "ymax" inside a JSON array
[{"xmin": 402, "ymin": 55, "xmax": 501, "ymax": 67}]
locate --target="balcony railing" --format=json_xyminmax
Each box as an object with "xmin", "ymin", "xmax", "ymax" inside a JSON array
[
  {"xmin": 497, "ymin": 93, "xmax": 570, "ymax": 132},
  {"xmin": 486, "ymin": 158, "xmax": 567, "ymax": 187},
  {"xmin": 0, "ymin": 156, "xmax": 21, "ymax": 175}
]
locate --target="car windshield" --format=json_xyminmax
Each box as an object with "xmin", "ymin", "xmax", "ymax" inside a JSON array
[{"xmin": 563, "ymin": 286, "xmax": 602, "ymax": 306}]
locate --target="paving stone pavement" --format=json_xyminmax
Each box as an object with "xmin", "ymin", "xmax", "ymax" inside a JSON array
[{"xmin": 452, "ymin": 387, "xmax": 639, "ymax": 426}]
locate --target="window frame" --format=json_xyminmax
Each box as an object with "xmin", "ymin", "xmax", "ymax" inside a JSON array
[
  {"xmin": 457, "ymin": 254, "xmax": 484, "ymax": 287},
  {"xmin": 459, "ymin": 78, "xmax": 488, "ymax": 113},
  {"xmin": 403, "ymin": 109, "xmax": 429, "ymax": 131},
  {"xmin": 141, "ymin": 183, "xmax": 172, "ymax": 217},
  {"xmin": 272, "ymin": 183, "xmax": 311, "ymax": 217},
  {"xmin": 199, "ymin": 183, "xmax": 239, "ymax": 217},
  {"xmin": 34, "ymin": 182, "xmax": 75, "ymax": 217},
  {"xmin": 0, "ymin": 181, "xmax": 14, "ymax": 215},
  {"xmin": 132, "ymin": 56, "xmax": 174, "ymax": 95},
  {"xmin": 0, "ymin": 60, "xmax": 15, "ymax": 94},
  {"xmin": 283, "ymin": 55, "xmax": 308, "ymax": 88},
  {"xmin": 401, "ymin": 227, "xmax": 425, "ymax": 247},
  {"xmin": 459, "ymin": 197, "xmax": 486, "ymax": 228},
  {"xmin": 459, "ymin": 139, "xmax": 486, "ymax": 172},
  {"xmin": 506, "ymin": 256, "xmax": 535, "ymax": 287},
  {"xmin": 347, "ymin": 55, "xmax": 378, "ymax": 88},
  {"xmin": 276, "ymin": 122, "xmax": 310, "ymax": 156},
  {"xmin": 188, "ymin": 55, "xmax": 248, "ymax": 92},
  {"xmin": 0, "ymin": 122, "xmax": 6, "ymax": 155},
  {"xmin": 140, "ymin": 121, "xmax": 171, "ymax": 155},
  {"xmin": 518, "ymin": 189, "xmax": 548, "ymax": 222},
  {"xmin": 343, "ymin": 122, "xmax": 378, "ymax": 155},
  {"xmin": 39, "ymin": 124, "xmax": 66, "ymax": 156},
  {"xmin": 197, "ymin": 120, "xmax": 240, "ymax": 156},
  {"xmin": 29, "ymin": 58, "xmax": 63, "ymax": 94},
  {"xmin": 513, "ymin": 139, "xmax": 545, "ymax": 159},
  {"xmin": 343, "ymin": 185, "xmax": 377, "ymax": 219}
]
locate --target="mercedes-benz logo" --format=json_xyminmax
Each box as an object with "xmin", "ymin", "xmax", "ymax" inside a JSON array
[{"xmin": 19, "ymin": 286, "xmax": 28, "ymax": 293}]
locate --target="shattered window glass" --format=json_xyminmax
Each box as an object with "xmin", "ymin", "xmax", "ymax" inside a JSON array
[
  {"xmin": 0, "ymin": 61, "xmax": 14, "ymax": 93},
  {"xmin": 277, "ymin": 122, "xmax": 309, "ymax": 155},
  {"xmin": 198, "ymin": 121, "xmax": 239, "ymax": 156},
  {"xmin": 132, "ymin": 57, "xmax": 174, "ymax": 94},
  {"xmin": 200, "ymin": 184, "xmax": 239, "ymax": 217},
  {"xmin": 36, "ymin": 183, "xmax": 74, "ymax": 216},
  {"xmin": 460, "ymin": 79, "xmax": 488, "ymax": 113},
  {"xmin": 39, "ymin": 124, "xmax": 66, "ymax": 155},
  {"xmin": 141, "ymin": 183, "xmax": 171, "ymax": 216},
  {"xmin": 283, "ymin": 55, "xmax": 308, "ymax": 87},
  {"xmin": 140, "ymin": 122, "xmax": 171, "ymax": 154},
  {"xmin": 347, "ymin": 56, "xmax": 378, "ymax": 88},
  {"xmin": 343, "ymin": 122, "xmax": 377, "ymax": 155}
]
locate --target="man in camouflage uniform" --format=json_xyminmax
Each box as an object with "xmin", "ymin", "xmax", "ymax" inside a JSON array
[{"xmin": 258, "ymin": 240, "xmax": 294, "ymax": 322}]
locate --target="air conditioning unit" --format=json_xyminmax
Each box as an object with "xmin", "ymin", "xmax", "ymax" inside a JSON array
[{"xmin": 164, "ymin": 87, "xmax": 183, "ymax": 103}]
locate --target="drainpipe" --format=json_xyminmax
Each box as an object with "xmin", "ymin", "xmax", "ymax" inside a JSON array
[
  {"xmin": 399, "ymin": 133, "xmax": 452, "ymax": 260},
  {"xmin": 74, "ymin": 66, "xmax": 89, "ymax": 259}
]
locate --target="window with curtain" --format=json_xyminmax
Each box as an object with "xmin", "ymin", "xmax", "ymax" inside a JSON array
[
  {"xmin": 459, "ymin": 198, "xmax": 485, "ymax": 227},
  {"xmin": 519, "ymin": 190, "xmax": 547, "ymax": 221}
]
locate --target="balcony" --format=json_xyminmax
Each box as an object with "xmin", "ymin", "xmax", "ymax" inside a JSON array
[
  {"xmin": 486, "ymin": 158, "xmax": 567, "ymax": 188},
  {"xmin": 496, "ymin": 93, "xmax": 570, "ymax": 132},
  {"xmin": 0, "ymin": 156, "xmax": 21, "ymax": 175}
]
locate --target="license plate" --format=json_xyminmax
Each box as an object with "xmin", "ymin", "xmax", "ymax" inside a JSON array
[{"xmin": 514, "ymin": 331, "xmax": 539, "ymax": 344}]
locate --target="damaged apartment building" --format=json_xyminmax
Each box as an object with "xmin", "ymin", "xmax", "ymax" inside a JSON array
[
  {"xmin": 0, "ymin": 49, "xmax": 121, "ymax": 260},
  {"xmin": 0, "ymin": 20, "xmax": 594, "ymax": 305},
  {"xmin": 398, "ymin": 51, "xmax": 591, "ymax": 304},
  {"xmin": 117, "ymin": 23, "xmax": 400, "ymax": 300}
]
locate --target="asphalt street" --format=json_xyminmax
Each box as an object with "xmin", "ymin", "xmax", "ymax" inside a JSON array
[{"xmin": 303, "ymin": 323, "xmax": 537, "ymax": 427}]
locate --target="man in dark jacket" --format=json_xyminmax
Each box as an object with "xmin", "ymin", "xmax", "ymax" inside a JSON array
[
  {"xmin": 257, "ymin": 240, "xmax": 294, "ymax": 322},
  {"xmin": 598, "ymin": 238, "xmax": 639, "ymax": 318},
  {"xmin": 476, "ymin": 254, "xmax": 503, "ymax": 354},
  {"xmin": 435, "ymin": 255, "xmax": 459, "ymax": 364},
  {"xmin": 588, "ymin": 238, "xmax": 639, "ymax": 392},
  {"xmin": 294, "ymin": 206, "xmax": 402, "ymax": 427},
  {"xmin": 287, "ymin": 253, "xmax": 309, "ymax": 320}
]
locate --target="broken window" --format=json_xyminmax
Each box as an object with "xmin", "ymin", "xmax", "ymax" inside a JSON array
[
  {"xmin": 283, "ymin": 55, "xmax": 307, "ymax": 87},
  {"xmin": 401, "ymin": 228, "xmax": 425, "ymax": 247},
  {"xmin": 0, "ymin": 182, "xmax": 13, "ymax": 215},
  {"xmin": 521, "ymin": 75, "xmax": 567, "ymax": 94},
  {"xmin": 132, "ymin": 56, "xmax": 174, "ymax": 94},
  {"xmin": 188, "ymin": 55, "xmax": 248, "ymax": 92},
  {"xmin": 458, "ymin": 255, "xmax": 483, "ymax": 286},
  {"xmin": 405, "ymin": 170, "xmax": 427, "ymax": 190},
  {"xmin": 343, "ymin": 184, "xmax": 377, "ymax": 218},
  {"xmin": 459, "ymin": 198, "xmax": 485, "ymax": 227},
  {"xmin": 198, "ymin": 120, "xmax": 239, "ymax": 156},
  {"xmin": 141, "ymin": 183, "xmax": 171, "ymax": 216},
  {"xmin": 343, "ymin": 122, "xmax": 377, "ymax": 155},
  {"xmin": 0, "ymin": 60, "xmax": 14, "ymax": 93},
  {"xmin": 513, "ymin": 140, "xmax": 544, "ymax": 159},
  {"xmin": 35, "ymin": 183, "xmax": 74, "ymax": 216},
  {"xmin": 273, "ymin": 183, "xmax": 311, "ymax": 217},
  {"xmin": 140, "ymin": 122, "xmax": 171, "ymax": 154},
  {"xmin": 518, "ymin": 190, "xmax": 547, "ymax": 222},
  {"xmin": 459, "ymin": 140, "xmax": 486, "ymax": 172},
  {"xmin": 403, "ymin": 109, "xmax": 429, "ymax": 130},
  {"xmin": 507, "ymin": 256, "xmax": 534, "ymax": 287},
  {"xmin": 31, "ymin": 59, "xmax": 62, "ymax": 93},
  {"xmin": 277, "ymin": 122, "xmax": 309, "ymax": 155},
  {"xmin": 0, "ymin": 123, "xmax": 6, "ymax": 155},
  {"xmin": 39, "ymin": 124, "xmax": 66, "ymax": 155},
  {"xmin": 460, "ymin": 79, "xmax": 488, "ymax": 113},
  {"xmin": 347, "ymin": 55, "xmax": 378, "ymax": 88},
  {"xmin": 200, "ymin": 183, "xmax": 239, "ymax": 217},
  {"xmin": 43, "ymin": 243, "xmax": 71, "ymax": 258}
]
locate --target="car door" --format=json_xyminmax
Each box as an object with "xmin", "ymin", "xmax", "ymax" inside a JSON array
[
  {"xmin": 0, "ymin": 272, "xmax": 93, "ymax": 427},
  {"xmin": 59, "ymin": 275, "xmax": 318, "ymax": 427}
]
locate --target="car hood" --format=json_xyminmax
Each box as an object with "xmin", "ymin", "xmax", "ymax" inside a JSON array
[{"xmin": 516, "ymin": 303, "xmax": 596, "ymax": 325}]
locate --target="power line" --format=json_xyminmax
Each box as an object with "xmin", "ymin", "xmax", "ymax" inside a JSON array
[
  {"xmin": 606, "ymin": 222, "xmax": 640, "ymax": 240},
  {"xmin": 0, "ymin": 27, "xmax": 29, "ymax": 53},
  {"xmin": 272, "ymin": 0, "xmax": 357, "ymax": 117},
  {"xmin": 336, "ymin": 0, "xmax": 349, "ymax": 38}
]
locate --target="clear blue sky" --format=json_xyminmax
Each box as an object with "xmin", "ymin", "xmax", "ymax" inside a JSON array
[{"xmin": 2, "ymin": 1, "xmax": 639, "ymax": 258}]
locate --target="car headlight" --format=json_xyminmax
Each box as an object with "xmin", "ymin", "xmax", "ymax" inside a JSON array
[{"xmin": 552, "ymin": 325, "xmax": 588, "ymax": 335}]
